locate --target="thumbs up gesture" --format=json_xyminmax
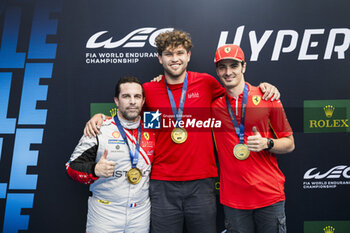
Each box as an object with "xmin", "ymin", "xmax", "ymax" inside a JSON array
[
  {"xmin": 247, "ymin": 126, "xmax": 268, "ymax": 152},
  {"xmin": 94, "ymin": 149, "xmax": 116, "ymax": 178}
]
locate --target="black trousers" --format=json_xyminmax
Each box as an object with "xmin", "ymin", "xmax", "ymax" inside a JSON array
[
  {"xmin": 150, "ymin": 178, "xmax": 217, "ymax": 233},
  {"xmin": 224, "ymin": 201, "xmax": 286, "ymax": 233}
]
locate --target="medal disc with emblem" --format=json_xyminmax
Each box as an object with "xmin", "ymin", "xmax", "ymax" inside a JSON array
[
  {"xmin": 233, "ymin": 144, "xmax": 250, "ymax": 160},
  {"xmin": 171, "ymin": 127, "xmax": 188, "ymax": 144},
  {"xmin": 127, "ymin": 168, "xmax": 142, "ymax": 184}
]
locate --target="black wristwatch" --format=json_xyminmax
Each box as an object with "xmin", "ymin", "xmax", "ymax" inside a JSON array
[{"xmin": 265, "ymin": 138, "xmax": 274, "ymax": 150}]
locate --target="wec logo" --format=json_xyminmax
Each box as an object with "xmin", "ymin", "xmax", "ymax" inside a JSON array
[
  {"xmin": 86, "ymin": 27, "xmax": 173, "ymax": 49},
  {"xmin": 303, "ymin": 165, "xmax": 350, "ymax": 179}
]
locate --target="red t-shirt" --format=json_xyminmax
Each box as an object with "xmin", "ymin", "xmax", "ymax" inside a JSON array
[
  {"xmin": 143, "ymin": 71, "xmax": 225, "ymax": 181},
  {"xmin": 211, "ymin": 82, "xmax": 293, "ymax": 209}
]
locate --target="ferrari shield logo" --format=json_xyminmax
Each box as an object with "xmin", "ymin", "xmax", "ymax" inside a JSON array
[
  {"xmin": 252, "ymin": 95, "xmax": 261, "ymax": 105},
  {"xmin": 224, "ymin": 47, "xmax": 231, "ymax": 53},
  {"xmin": 144, "ymin": 132, "xmax": 150, "ymax": 140}
]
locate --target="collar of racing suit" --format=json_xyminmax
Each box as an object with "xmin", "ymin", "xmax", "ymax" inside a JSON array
[{"xmin": 117, "ymin": 112, "xmax": 141, "ymax": 130}]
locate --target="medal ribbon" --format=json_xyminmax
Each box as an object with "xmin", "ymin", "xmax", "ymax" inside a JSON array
[
  {"xmin": 164, "ymin": 73, "xmax": 188, "ymax": 126},
  {"xmin": 114, "ymin": 114, "xmax": 141, "ymax": 168},
  {"xmin": 225, "ymin": 84, "xmax": 249, "ymax": 144}
]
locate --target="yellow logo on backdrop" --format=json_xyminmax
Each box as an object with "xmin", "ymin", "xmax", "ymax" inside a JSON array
[
  {"xmin": 309, "ymin": 105, "xmax": 348, "ymax": 128},
  {"xmin": 323, "ymin": 226, "xmax": 335, "ymax": 233},
  {"xmin": 323, "ymin": 105, "xmax": 335, "ymax": 118},
  {"xmin": 110, "ymin": 108, "xmax": 117, "ymax": 117}
]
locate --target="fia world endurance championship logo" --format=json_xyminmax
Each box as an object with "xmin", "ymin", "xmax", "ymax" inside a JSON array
[{"xmin": 85, "ymin": 27, "xmax": 173, "ymax": 64}]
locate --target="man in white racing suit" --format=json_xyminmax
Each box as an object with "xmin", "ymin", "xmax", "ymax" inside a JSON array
[{"xmin": 66, "ymin": 76, "xmax": 155, "ymax": 233}]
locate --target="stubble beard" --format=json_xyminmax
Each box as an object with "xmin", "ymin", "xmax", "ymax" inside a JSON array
[{"xmin": 120, "ymin": 108, "xmax": 140, "ymax": 122}]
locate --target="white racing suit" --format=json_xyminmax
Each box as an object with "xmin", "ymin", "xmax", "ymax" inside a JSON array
[{"xmin": 66, "ymin": 118, "xmax": 155, "ymax": 233}]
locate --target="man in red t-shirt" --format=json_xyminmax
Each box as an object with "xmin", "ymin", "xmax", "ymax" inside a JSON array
[
  {"xmin": 212, "ymin": 44, "xmax": 295, "ymax": 233},
  {"xmin": 84, "ymin": 30, "xmax": 281, "ymax": 233}
]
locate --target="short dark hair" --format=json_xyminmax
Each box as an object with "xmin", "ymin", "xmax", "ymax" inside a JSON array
[{"xmin": 114, "ymin": 76, "xmax": 144, "ymax": 98}]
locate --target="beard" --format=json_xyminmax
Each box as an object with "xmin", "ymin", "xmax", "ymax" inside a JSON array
[{"xmin": 120, "ymin": 108, "xmax": 141, "ymax": 121}]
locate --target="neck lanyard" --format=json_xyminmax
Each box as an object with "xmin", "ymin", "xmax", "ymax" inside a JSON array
[
  {"xmin": 113, "ymin": 114, "xmax": 141, "ymax": 168},
  {"xmin": 225, "ymin": 84, "xmax": 248, "ymax": 144},
  {"xmin": 164, "ymin": 73, "xmax": 188, "ymax": 124}
]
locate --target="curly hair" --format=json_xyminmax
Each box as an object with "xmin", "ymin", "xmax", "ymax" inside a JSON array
[{"xmin": 155, "ymin": 29, "xmax": 193, "ymax": 55}]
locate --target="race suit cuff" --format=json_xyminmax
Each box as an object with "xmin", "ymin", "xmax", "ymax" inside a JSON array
[{"xmin": 91, "ymin": 163, "xmax": 98, "ymax": 178}]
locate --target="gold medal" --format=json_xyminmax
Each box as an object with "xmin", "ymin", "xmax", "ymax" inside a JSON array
[
  {"xmin": 233, "ymin": 144, "xmax": 250, "ymax": 160},
  {"xmin": 171, "ymin": 127, "xmax": 187, "ymax": 144},
  {"xmin": 127, "ymin": 168, "xmax": 142, "ymax": 184}
]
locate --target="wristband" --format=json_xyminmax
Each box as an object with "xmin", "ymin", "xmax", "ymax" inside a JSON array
[
  {"xmin": 101, "ymin": 114, "xmax": 106, "ymax": 121},
  {"xmin": 265, "ymin": 138, "xmax": 274, "ymax": 150}
]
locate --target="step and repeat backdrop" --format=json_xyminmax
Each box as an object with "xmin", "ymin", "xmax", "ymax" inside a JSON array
[{"xmin": 0, "ymin": 0, "xmax": 349, "ymax": 232}]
